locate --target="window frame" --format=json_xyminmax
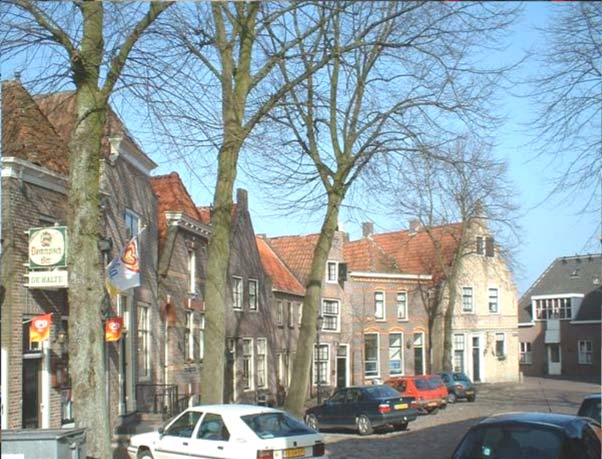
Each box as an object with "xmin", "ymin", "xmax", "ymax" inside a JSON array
[
  {"xmin": 495, "ymin": 332, "xmax": 506, "ymax": 359},
  {"xmin": 256, "ymin": 338, "xmax": 268, "ymax": 388},
  {"xmin": 396, "ymin": 291, "xmax": 408, "ymax": 321},
  {"xmin": 519, "ymin": 341, "xmax": 532, "ymax": 365},
  {"xmin": 488, "ymin": 287, "xmax": 499, "ymax": 314},
  {"xmin": 313, "ymin": 343, "xmax": 330, "ymax": 385},
  {"xmin": 297, "ymin": 303, "xmax": 303, "ymax": 327},
  {"xmin": 374, "ymin": 290, "xmax": 386, "ymax": 321},
  {"xmin": 277, "ymin": 301, "xmax": 284, "ymax": 326},
  {"xmin": 453, "ymin": 333, "xmax": 465, "ymax": 373},
  {"xmin": 321, "ymin": 299, "xmax": 340, "ymax": 332},
  {"xmin": 248, "ymin": 279, "xmax": 258, "ymax": 311},
  {"xmin": 578, "ymin": 340, "xmax": 593, "ymax": 365},
  {"xmin": 388, "ymin": 332, "xmax": 404, "ymax": 377},
  {"xmin": 124, "ymin": 209, "xmax": 140, "ymax": 240},
  {"xmin": 232, "ymin": 276, "xmax": 243, "ymax": 311},
  {"xmin": 462, "ymin": 286, "xmax": 474, "ymax": 313},
  {"xmin": 187, "ymin": 250, "xmax": 196, "ymax": 295},
  {"xmin": 287, "ymin": 302, "xmax": 294, "ymax": 328},
  {"xmin": 364, "ymin": 333, "xmax": 380, "ymax": 379},
  {"xmin": 185, "ymin": 310, "xmax": 194, "ymax": 361},
  {"xmin": 326, "ymin": 261, "xmax": 338, "ymax": 283},
  {"xmin": 137, "ymin": 304, "xmax": 151, "ymax": 380},
  {"xmin": 242, "ymin": 338, "xmax": 254, "ymax": 391}
]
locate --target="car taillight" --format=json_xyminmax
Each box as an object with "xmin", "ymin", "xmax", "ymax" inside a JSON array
[
  {"xmin": 410, "ymin": 400, "xmax": 419, "ymax": 409},
  {"xmin": 378, "ymin": 403, "xmax": 392, "ymax": 414},
  {"xmin": 313, "ymin": 443, "xmax": 325, "ymax": 457},
  {"xmin": 257, "ymin": 450, "xmax": 273, "ymax": 459}
]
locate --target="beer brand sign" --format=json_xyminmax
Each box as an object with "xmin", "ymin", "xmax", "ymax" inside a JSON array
[{"xmin": 28, "ymin": 226, "xmax": 67, "ymax": 269}]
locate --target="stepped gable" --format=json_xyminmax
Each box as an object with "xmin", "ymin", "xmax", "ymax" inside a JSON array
[
  {"xmin": 343, "ymin": 237, "xmax": 400, "ymax": 274},
  {"xmin": 256, "ymin": 237, "xmax": 305, "ymax": 296},
  {"xmin": 267, "ymin": 234, "xmax": 320, "ymax": 287},
  {"xmin": 1, "ymin": 80, "xmax": 69, "ymax": 175}
]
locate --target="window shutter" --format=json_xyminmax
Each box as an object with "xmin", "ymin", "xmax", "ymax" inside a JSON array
[
  {"xmin": 476, "ymin": 236, "xmax": 484, "ymax": 254},
  {"xmin": 338, "ymin": 262, "xmax": 347, "ymax": 281},
  {"xmin": 485, "ymin": 237, "xmax": 494, "ymax": 257}
]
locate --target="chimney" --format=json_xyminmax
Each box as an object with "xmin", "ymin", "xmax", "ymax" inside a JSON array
[
  {"xmin": 409, "ymin": 218, "xmax": 421, "ymax": 235},
  {"xmin": 236, "ymin": 188, "xmax": 248, "ymax": 212},
  {"xmin": 362, "ymin": 222, "xmax": 374, "ymax": 238}
]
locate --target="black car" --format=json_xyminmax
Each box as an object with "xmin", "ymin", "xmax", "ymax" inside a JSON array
[
  {"xmin": 438, "ymin": 371, "xmax": 476, "ymax": 403},
  {"xmin": 452, "ymin": 412, "xmax": 601, "ymax": 459},
  {"xmin": 304, "ymin": 385, "xmax": 418, "ymax": 435},
  {"xmin": 578, "ymin": 393, "xmax": 601, "ymax": 424}
]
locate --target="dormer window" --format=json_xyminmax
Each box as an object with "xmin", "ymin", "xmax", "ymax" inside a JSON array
[{"xmin": 326, "ymin": 261, "xmax": 337, "ymax": 283}]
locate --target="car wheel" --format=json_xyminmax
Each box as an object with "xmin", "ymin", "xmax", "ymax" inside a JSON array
[
  {"xmin": 447, "ymin": 393, "xmax": 457, "ymax": 404},
  {"xmin": 393, "ymin": 421, "xmax": 408, "ymax": 431},
  {"xmin": 356, "ymin": 414, "xmax": 374, "ymax": 435},
  {"xmin": 305, "ymin": 414, "xmax": 319, "ymax": 431},
  {"xmin": 429, "ymin": 407, "xmax": 439, "ymax": 415},
  {"xmin": 467, "ymin": 395, "xmax": 476, "ymax": 402},
  {"xmin": 138, "ymin": 450, "xmax": 153, "ymax": 459}
]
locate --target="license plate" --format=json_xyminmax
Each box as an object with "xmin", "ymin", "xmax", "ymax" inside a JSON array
[
  {"xmin": 394, "ymin": 403, "xmax": 408, "ymax": 410},
  {"xmin": 428, "ymin": 402, "xmax": 437, "ymax": 407},
  {"xmin": 466, "ymin": 390, "xmax": 474, "ymax": 394},
  {"xmin": 284, "ymin": 447, "xmax": 306, "ymax": 458}
]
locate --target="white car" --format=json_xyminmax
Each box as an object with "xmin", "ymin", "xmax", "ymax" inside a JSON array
[{"xmin": 127, "ymin": 404, "xmax": 328, "ymax": 459}]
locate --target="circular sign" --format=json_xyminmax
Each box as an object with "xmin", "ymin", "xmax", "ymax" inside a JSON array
[{"xmin": 29, "ymin": 227, "xmax": 67, "ymax": 268}]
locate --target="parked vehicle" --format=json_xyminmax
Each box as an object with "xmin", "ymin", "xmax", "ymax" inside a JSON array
[
  {"xmin": 385, "ymin": 376, "xmax": 443, "ymax": 413},
  {"xmin": 304, "ymin": 385, "xmax": 418, "ymax": 435},
  {"xmin": 438, "ymin": 371, "xmax": 476, "ymax": 403},
  {"xmin": 451, "ymin": 412, "xmax": 601, "ymax": 459},
  {"xmin": 426, "ymin": 374, "xmax": 448, "ymax": 409},
  {"xmin": 127, "ymin": 404, "xmax": 327, "ymax": 459},
  {"xmin": 578, "ymin": 393, "xmax": 602, "ymax": 424}
]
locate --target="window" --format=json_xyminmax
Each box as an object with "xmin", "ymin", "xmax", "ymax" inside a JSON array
[
  {"xmin": 287, "ymin": 302, "xmax": 294, "ymax": 328},
  {"xmin": 488, "ymin": 288, "xmax": 499, "ymax": 313},
  {"xmin": 297, "ymin": 303, "xmax": 303, "ymax": 327},
  {"xmin": 137, "ymin": 305, "xmax": 150, "ymax": 379},
  {"xmin": 313, "ymin": 344, "xmax": 329, "ymax": 385},
  {"xmin": 364, "ymin": 333, "xmax": 379, "ymax": 377},
  {"xmin": 248, "ymin": 279, "xmax": 258, "ymax": 311},
  {"xmin": 198, "ymin": 314, "xmax": 205, "ymax": 360},
  {"xmin": 124, "ymin": 209, "xmax": 140, "ymax": 239},
  {"xmin": 462, "ymin": 287, "xmax": 474, "ymax": 313},
  {"xmin": 396, "ymin": 292, "xmax": 407, "ymax": 320},
  {"xmin": 198, "ymin": 413, "xmax": 230, "ymax": 441},
  {"xmin": 256, "ymin": 338, "xmax": 267, "ymax": 388},
  {"xmin": 185, "ymin": 311, "xmax": 194, "ymax": 361},
  {"xmin": 520, "ymin": 342, "xmax": 532, "ymax": 365},
  {"xmin": 374, "ymin": 291, "xmax": 385, "ymax": 320},
  {"xmin": 495, "ymin": 333, "xmax": 505, "ymax": 358},
  {"xmin": 242, "ymin": 338, "xmax": 254, "ymax": 390},
  {"xmin": 476, "ymin": 236, "xmax": 484, "ymax": 255},
  {"xmin": 534, "ymin": 297, "xmax": 573, "ymax": 320},
  {"xmin": 232, "ymin": 276, "xmax": 242, "ymax": 310},
  {"xmin": 188, "ymin": 250, "xmax": 196, "ymax": 294},
  {"xmin": 485, "ymin": 237, "xmax": 495, "ymax": 257},
  {"xmin": 165, "ymin": 410, "xmax": 202, "ymax": 438},
  {"xmin": 453, "ymin": 334, "xmax": 465, "ymax": 373},
  {"xmin": 321, "ymin": 299, "xmax": 340, "ymax": 331},
  {"xmin": 277, "ymin": 301, "xmax": 284, "ymax": 326},
  {"xmin": 578, "ymin": 340, "xmax": 592, "ymax": 365},
  {"xmin": 389, "ymin": 333, "xmax": 403, "ymax": 376},
  {"xmin": 326, "ymin": 261, "xmax": 337, "ymax": 282}
]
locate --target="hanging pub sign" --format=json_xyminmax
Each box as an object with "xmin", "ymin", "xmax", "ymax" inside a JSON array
[
  {"xmin": 30, "ymin": 313, "xmax": 53, "ymax": 343},
  {"xmin": 28, "ymin": 226, "xmax": 68, "ymax": 269},
  {"xmin": 105, "ymin": 317, "xmax": 124, "ymax": 342}
]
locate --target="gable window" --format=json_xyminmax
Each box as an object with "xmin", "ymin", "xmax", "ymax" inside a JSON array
[
  {"xmin": 242, "ymin": 338, "xmax": 254, "ymax": 390},
  {"xmin": 321, "ymin": 299, "xmax": 340, "ymax": 331},
  {"xmin": 453, "ymin": 334, "xmax": 465, "ymax": 373},
  {"xmin": 232, "ymin": 276, "xmax": 242, "ymax": 310},
  {"xmin": 125, "ymin": 209, "xmax": 140, "ymax": 239},
  {"xmin": 534, "ymin": 297, "xmax": 572, "ymax": 320},
  {"xmin": 462, "ymin": 287, "xmax": 474, "ymax": 313},
  {"xmin": 374, "ymin": 291, "xmax": 385, "ymax": 320},
  {"xmin": 277, "ymin": 302, "xmax": 284, "ymax": 326},
  {"xmin": 396, "ymin": 292, "xmax": 407, "ymax": 320},
  {"xmin": 313, "ymin": 344, "xmax": 329, "ymax": 385},
  {"xmin": 248, "ymin": 279, "xmax": 258, "ymax": 311},
  {"xmin": 578, "ymin": 340, "xmax": 592, "ymax": 365},
  {"xmin": 364, "ymin": 333, "xmax": 379, "ymax": 377},
  {"xmin": 495, "ymin": 333, "xmax": 505, "ymax": 358},
  {"xmin": 519, "ymin": 342, "xmax": 532, "ymax": 365},
  {"xmin": 137, "ymin": 304, "xmax": 150, "ymax": 379},
  {"xmin": 326, "ymin": 261, "xmax": 337, "ymax": 283},
  {"xmin": 389, "ymin": 333, "xmax": 403, "ymax": 376},
  {"xmin": 476, "ymin": 236, "xmax": 484, "ymax": 255},
  {"xmin": 488, "ymin": 288, "xmax": 499, "ymax": 313},
  {"xmin": 256, "ymin": 338, "xmax": 267, "ymax": 388},
  {"xmin": 288, "ymin": 302, "xmax": 294, "ymax": 328}
]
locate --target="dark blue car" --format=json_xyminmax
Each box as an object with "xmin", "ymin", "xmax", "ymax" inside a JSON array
[{"xmin": 304, "ymin": 385, "xmax": 418, "ymax": 435}]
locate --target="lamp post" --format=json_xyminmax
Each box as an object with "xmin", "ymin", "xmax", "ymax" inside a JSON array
[{"xmin": 316, "ymin": 314, "xmax": 324, "ymax": 405}]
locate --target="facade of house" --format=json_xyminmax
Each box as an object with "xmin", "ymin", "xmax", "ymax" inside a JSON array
[{"xmin": 518, "ymin": 255, "xmax": 601, "ymax": 381}]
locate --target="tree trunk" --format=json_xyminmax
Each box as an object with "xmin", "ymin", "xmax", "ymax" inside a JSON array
[
  {"xmin": 67, "ymin": 82, "xmax": 111, "ymax": 459},
  {"xmin": 284, "ymin": 192, "xmax": 342, "ymax": 418},
  {"xmin": 441, "ymin": 273, "xmax": 459, "ymax": 372}
]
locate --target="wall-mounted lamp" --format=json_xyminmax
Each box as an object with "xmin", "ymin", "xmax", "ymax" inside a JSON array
[
  {"xmin": 406, "ymin": 338, "xmax": 412, "ymax": 349},
  {"xmin": 54, "ymin": 323, "xmax": 68, "ymax": 358}
]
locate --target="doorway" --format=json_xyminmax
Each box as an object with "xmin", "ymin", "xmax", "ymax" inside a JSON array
[
  {"xmin": 471, "ymin": 336, "xmax": 481, "ymax": 382},
  {"xmin": 336, "ymin": 345, "xmax": 348, "ymax": 388},
  {"xmin": 547, "ymin": 344, "xmax": 561, "ymax": 375},
  {"xmin": 22, "ymin": 357, "xmax": 41, "ymax": 428}
]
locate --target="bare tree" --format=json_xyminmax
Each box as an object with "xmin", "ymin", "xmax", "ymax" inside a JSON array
[
  {"xmin": 526, "ymin": 2, "xmax": 602, "ymax": 214},
  {"xmin": 1, "ymin": 3, "xmax": 170, "ymax": 457},
  {"xmin": 251, "ymin": 2, "xmax": 520, "ymax": 416}
]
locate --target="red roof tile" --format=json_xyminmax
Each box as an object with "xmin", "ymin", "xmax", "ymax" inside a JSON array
[
  {"xmin": 256, "ymin": 237, "xmax": 305, "ymax": 296},
  {"xmin": 267, "ymin": 234, "xmax": 320, "ymax": 286},
  {"xmin": 343, "ymin": 237, "xmax": 399, "ymax": 273}
]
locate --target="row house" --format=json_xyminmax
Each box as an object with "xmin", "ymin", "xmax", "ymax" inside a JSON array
[
  {"xmin": 518, "ymin": 254, "xmax": 601, "ymax": 380},
  {"xmin": 1, "ymin": 80, "xmax": 161, "ymax": 430}
]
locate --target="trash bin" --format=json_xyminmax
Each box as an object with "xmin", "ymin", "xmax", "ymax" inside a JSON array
[{"xmin": 1, "ymin": 428, "xmax": 86, "ymax": 459}]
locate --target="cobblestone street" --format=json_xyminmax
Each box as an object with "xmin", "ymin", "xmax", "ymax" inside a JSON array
[{"xmin": 322, "ymin": 377, "xmax": 600, "ymax": 459}]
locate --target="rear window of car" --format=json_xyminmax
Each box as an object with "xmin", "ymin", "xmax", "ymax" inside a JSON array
[
  {"xmin": 241, "ymin": 412, "xmax": 314, "ymax": 439},
  {"xmin": 578, "ymin": 398, "xmax": 601, "ymax": 424},
  {"xmin": 414, "ymin": 379, "xmax": 430, "ymax": 390},
  {"xmin": 363, "ymin": 385, "xmax": 401, "ymax": 399},
  {"xmin": 453, "ymin": 373, "xmax": 470, "ymax": 382},
  {"xmin": 453, "ymin": 424, "xmax": 565, "ymax": 459},
  {"xmin": 428, "ymin": 376, "xmax": 444, "ymax": 388}
]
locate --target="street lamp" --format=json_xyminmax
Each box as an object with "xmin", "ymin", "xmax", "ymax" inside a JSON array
[{"xmin": 316, "ymin": 314, "xmax": 324, "ymax": 405}]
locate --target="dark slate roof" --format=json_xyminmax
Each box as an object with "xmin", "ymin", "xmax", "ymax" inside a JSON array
[
  {"xmin": 519, "ymin": 254, "xmax": 602, "ymax": 323},
  {"xmin": 575, "ymin": 287, "xmax": 602, "ymax": 321}
]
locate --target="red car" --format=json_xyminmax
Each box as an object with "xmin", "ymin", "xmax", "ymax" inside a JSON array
[
  {"xmin": 426, "ymin": 374, "xmax": 448, "ymax": 409},
  {"xmin": 385, "ymin": 376, "xmax": 444, "ymax": 414}
]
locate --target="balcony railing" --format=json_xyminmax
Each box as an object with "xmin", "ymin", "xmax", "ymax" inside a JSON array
[{"xmin": 136, "ymin": 383, "xmax": 180, "ymax": 419}]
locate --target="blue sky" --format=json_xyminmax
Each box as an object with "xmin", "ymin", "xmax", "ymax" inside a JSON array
[{"xmin": 1, "ymin": 2, "xmax": 599, "ymax": 296}]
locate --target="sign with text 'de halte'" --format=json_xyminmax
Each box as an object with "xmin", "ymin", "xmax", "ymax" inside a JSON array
[{"xmin": 28, "ymin": 226, "xmax": 68, "ymax": 269}]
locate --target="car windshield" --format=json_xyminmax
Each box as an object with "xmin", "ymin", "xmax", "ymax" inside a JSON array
[
  {"xmin": 363, "ymin": 385, "xmax": 400, "ymax": 399},
  {"xmin": 453, "ymin": 373, "xmax": 470, "ymax": 382},
  {"xmin": 241, "ymin": 412, "xmax": 314, "ymax": 439},
  {"xmin": 453, "ymin": 424, "xmax": 565, "ymax": 459},
  {"xmin": 414, "ymin": 379, "xmax": 430, "ymax": 390},
  {"xmin": 428, "ymin": 376, "xmax": 444, "ymax": 388},
  {"xmin": 578, "ymin": 398, "xmax": 601, "ymax": 424}
]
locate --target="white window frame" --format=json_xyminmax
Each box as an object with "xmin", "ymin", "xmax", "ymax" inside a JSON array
[
  {"xmin": 488, "ymin": 287, "xmax": 499, "ymax": 314},
  {"xmin": 137, "ymin": 304, "xmax": 151, "ymax": 380},
  {"xmin": 326, "ymin": 261, "xmax": 338, "ymax": 283},
  {"xmin": 188, "ymin": 250, "xmax": 196, "ymax": 295},
  {"xmin": 256, "ymin": 338, "xmax": 267, "ymax": 388},
  {"xmin": 248, "ymin": 279, "xmax": 258, "ymax": 311},
  {"xmin": 185, "ymin": 311, "xmax": 194, "ymax": 361},
  {"xmin": 232, "ymin": 276, "xmax": 243, "ymax": 310},
  {"xmin": 462, "ymin": 286, "xmax": 474, "ymax": 313},
  {"xmin": 125, "ymin": 209, "xmax": 140, "ymax": 239},
  {"xmin": 396, "ymin": 291, "xmax": 408, "ymax": 321},
  {"xmin": 578, "ymin": 340, "xmax": 592, "ymax": 365},
  {"xmin": 519, "ymin": 342, "xmax": 532, "ymax": 365},
  {"xmin": 242, "ymin": 338, "xmax": 254, "ymax": 391},
  {"xmin": 374, "ymin": 291, "xmax": 386, "ymax": 321},
  {"xmin": 277, "ymin": 301, "xmax": 284, "ymax": 326},
  {"xmin": 495, "ymin": 332, "xmax": 506, "ymax": 358},
  {"xmin": 364, "ymin": 333, "xmax": 380, "ymax": 379},
  {"xmin": 321, "ymin": 299, "xmax": 340, "ymax": 332},
  {"xmin": 534, "ymin": 296, "xmax": 575, "ymax": 321},
  {"xmin": 198, "ymin": 314, "xmax": 205, "ymax": 360},
  {"xmin": 297, "ymin": 303, "xmax": 303, "ymax": 327},
  {"xmin": 313, "ymin": 343, "xmax": 330, "ymax": 385},
  {"xmin": 287, "ymin": 302, "xmax": 294, "ymax": 328},
  {"xmin": 388, "ymin": 332, "xmax": 404, "ymax": 376},
  {"xmin": 453, "ymin": 333, "xmax": 465, "ymax": 373}
]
